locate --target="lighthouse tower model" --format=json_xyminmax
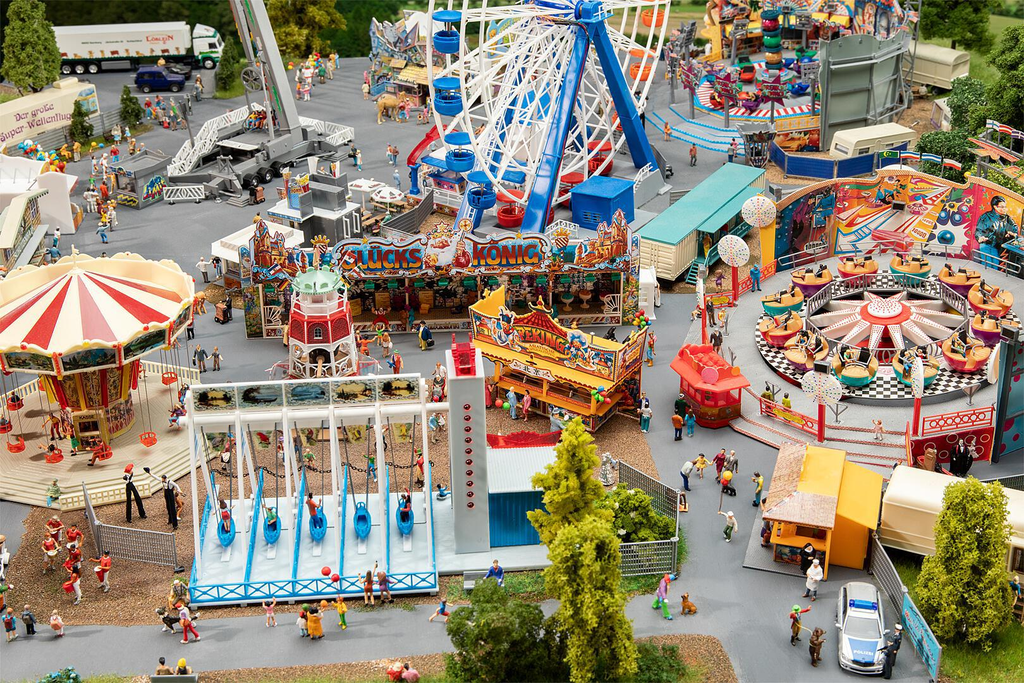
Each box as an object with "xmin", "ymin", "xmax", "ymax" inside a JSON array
[{"xmin": 287, "ymin": 264, "xmax": 357, "ymax": 378}]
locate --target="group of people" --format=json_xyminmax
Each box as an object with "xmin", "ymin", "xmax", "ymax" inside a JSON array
[
  {"xmin": 294, "ymin": 53, "xmax": 336, "ymax": 100},
  {"xmin": 156, "ymin": 579, "xmax": 200, "ymax": 644},
  {"xmin": 33, "ymin": 514, "xmax": 112, "ymax": 610}
]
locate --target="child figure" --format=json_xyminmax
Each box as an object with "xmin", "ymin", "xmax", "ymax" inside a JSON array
[
  {"xmin": 363, "ymin": 564, "xmax": 376, "ymax": 605},
  {"xmin": 3, "ymin": 608, "xmax": 16, "ymax": 642},
  {"xmin": 263, "ymin": 596, "xmax": 276, "ymax": 627},
  {"xmin": 872, "ymin": 419, "xmax": 884, "ymax": 441},
  {"xmin": 651, "ymin": 574, "xmax": 673, "ymax": 620},
  {"xmin": 296, "ymin": 608, "xmax": 308, "ymax": 637},
  {"xmin": 694, "ymin": 453, "xmax": 709, "ymax": 479},
  {"xmin": 333, "ymin": 595, "xmax": 347, "ymax": 630},
  {"xmin": 428, "ymin": 598, "xmax": 450, "ymax": 623},
  {"xmin": 21, "ymin": 605, "xmax": 36, "ymax": 636},
  {"xmin": 50, "ymin": 609, "xmax": 64, "ymax": 637}
]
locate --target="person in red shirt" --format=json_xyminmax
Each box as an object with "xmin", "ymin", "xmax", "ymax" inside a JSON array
[
  {"xmin": 219, "ymin": 500, "xmax": 232, "ymax": 533},
  {"xmin": 789, "ymin": 604, "xmax": 811, "ymax": 645},
  {"xmin": 41, "ymin": 536, "xmax": 58, "ymax": 573},
  {"xmin": 65, "ymin": 524, "xmax": 84, "ymax": 548},
  {"xmin": 45, "ymin": 516, "xmax": 64, "ymax": 545},
  {"xmin": 89, "ymin": 551, "xmax": 112, "ymax": 592}
]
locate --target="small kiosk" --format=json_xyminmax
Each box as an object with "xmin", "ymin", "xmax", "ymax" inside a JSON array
[
  {"xmin": 111, "ymin": 149, "xmax": 170, "ymax": 209},
  {"xmin": 762, "ymin": 443, "xmax": 883, "ymax": 579},
  {"xmin": 669, "ymin": 344, "xmax": 750, "ymax": 428},
  {"xmin": 470, "ymin": 286, "xmax": 647, "ymax": 432}
]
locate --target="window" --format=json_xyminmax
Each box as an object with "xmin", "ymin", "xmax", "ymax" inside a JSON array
[
  {"xmin": 834, "ymin": 144, "xmax": 850, "ymax": 155},
  {"xmin": 856, "ymin": 147, "xmax": 871, "ymax": 156},
  {"xmin": 1011, "ymin": 546, "xmax": 1024, "ymax": 573},
  {"xmin": 312, "ymin": 326, "xmax": 324, "ymax": 340}
]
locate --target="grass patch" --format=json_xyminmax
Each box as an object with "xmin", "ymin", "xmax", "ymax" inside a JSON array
[
  {"xmin": 893, "ymin": 551, "xmax": 1024, "ymax": 683},
  {"xmin": 922, "ymin": 14, "xmax": 1024, "ymax": 86},
  {"xmin": 0, "ymin": 91, "xmax": 21, "ymax": 104},
  {"xmin": 214, "ymin": 79, "xmax": 246, "ymax": 100}
]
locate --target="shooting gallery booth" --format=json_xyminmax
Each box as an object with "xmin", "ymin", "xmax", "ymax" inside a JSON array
[{"xmin": 762, "ymin": 442, "xmax": 883, "ymax": 579}]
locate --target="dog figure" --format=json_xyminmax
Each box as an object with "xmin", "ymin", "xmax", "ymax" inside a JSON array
[{"xmin": 681, "ymin": 593, "xmax": 698, "ymax": 616}]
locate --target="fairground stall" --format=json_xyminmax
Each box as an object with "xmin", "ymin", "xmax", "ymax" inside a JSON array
[
  {"xmin": 469, "ymin": 286, "xmax": 646, "ymax": 432},
  {"xmin": 670, "ymin": 344, "xmax": 750, "ymax": 428},
  {"xmin": 241, "ymin": 211, "xmax": 642, "ymax": 338}
]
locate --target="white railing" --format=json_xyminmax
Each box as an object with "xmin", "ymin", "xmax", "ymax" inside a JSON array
[
  {"xmin": 298, "ymin": 117, "xmax": 354, "ymax": 147},
  {"xmin": 633, "ymin": 162, "xmax": 654, "ymax": 185},
  {"xmin": 432, "ymin": 188, "xmax": 463, "ymax": 209},
  {"xmin": 164, "ymin": 185, "xmax": 207, "ymax": 204},
  {"xmin": 546, "ymin": 219, "xmax": 581, "ymax": 240},
  {"xmin": 169, "ymin": 103, "xmax": 259, "ymax": 175}
]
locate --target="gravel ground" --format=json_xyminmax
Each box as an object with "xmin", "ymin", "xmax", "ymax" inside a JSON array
[{"xmin": 195, "ymin": 633, "xmax": 734, "ymax": 682}]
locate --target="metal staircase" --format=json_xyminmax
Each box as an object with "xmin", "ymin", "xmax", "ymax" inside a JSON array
[{"xmin": 168, "ymin": 103, "xmax": 259, "ymax": 176}]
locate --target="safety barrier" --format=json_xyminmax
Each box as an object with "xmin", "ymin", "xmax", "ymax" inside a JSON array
[
  {"xmin": 756, "ymin": 394, "xmax": 819, "ymax": 438},
  {"xmin": 187, "ymin": 570, "xmax": 438, "ymax": 604},
  {"xmin": 164, "ymin": 185, "xmax": 206, "ymax": 204},
  {"xmin": 920, "ymin": 406, "xmax": 994, "ymax": 436},
  {"xmin": 82, "ymin": 483, "xmax": 184, "ymax": 571},
  {"xmin": 617, "ymin": 462, "xmax": 681, "ymax": 578},
  {"xmin": 771, "ymin": 142, "xmax": 907, "ymax": 179}
]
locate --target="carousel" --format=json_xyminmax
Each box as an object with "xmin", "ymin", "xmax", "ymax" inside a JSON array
[{"xmin": 0, "ymin": 251, "xmax": 196, "ymax": 509}]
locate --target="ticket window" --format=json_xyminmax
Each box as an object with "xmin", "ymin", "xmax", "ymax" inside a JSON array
[{"xmin": 74, "ymin": 411, "xmax": 107, "ymax": 446}]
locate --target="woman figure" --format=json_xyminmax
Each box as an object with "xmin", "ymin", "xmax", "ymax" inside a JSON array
[
  {"xmin": 521, "ymin": 390, "xmax": 532, "ymax": 420},
  {"xmin": 219, "ymin": 499, "xmax": 231, "ymax": 534},
  {"xmin": 306, "ymin": 606, "xmax": 323, "ymax": 640},
  {"xmin": 363, "ymin": 568, "xmax": 375, "ymax": 606},
  {"xmin": 694, "ymin": 453, "xmax": 709, "ymax": 479},
  {"xmin": 49, "ymin": 610, "xmax": 64, "ymax": 637},
  {"xmin": 263, "ymin": 596, "xmax": 276, "ymax": 627}
]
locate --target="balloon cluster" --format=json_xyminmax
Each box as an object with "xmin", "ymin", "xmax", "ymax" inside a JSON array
[
  {"xmin": 16, "ymin": 139, "xmax": 49, "ymax": 161},
  {"xmin": 590, "ymin": 385, "xmax": 610, "ymax": 404},
  {"xmin": 630, "ymin": 309, "xmax": 651, "ymax": 330},
  {"xmin": 721, "ymin": 470, "xmax": 733, "ymax": 484},
  {"xmin": 320, "ymin": 566, "xmax": 341, "ymax": 583}
]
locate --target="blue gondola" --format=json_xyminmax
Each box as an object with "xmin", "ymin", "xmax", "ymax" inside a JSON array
[
  {"xmin": 396, "ymin": 504, "xmax": 414, "ymax": 536},
  {"xmin": 353, "ymin": 501, "xmax": 371, "ymax": 540},
  {"xmin": 217, "ymin": 516, "xmax": 236, "ymax": 547},
  {"xmin": 263, "ymin": 510, "xmax": 281, "ymax": 545},
  {"xmin": 309, "ymin": 507, "xmax": 327, "ymax": 542}
]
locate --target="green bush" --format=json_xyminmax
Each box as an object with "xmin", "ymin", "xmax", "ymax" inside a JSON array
[
  {"xmin": 628, "ymin": 643, "xmax": 690, "ymax": 683},
  {"xmin": 119, "ymin": 85, "xmax": 144, "ymax": 127},
  {"xmin": 596, "ymin": 484, "xmax": 675, "ymax": 543},
  {"xmin": 38, "ymin": 668, "xmax": 83, "ymax": 683},
  {"xmin": 215, "ymin": 38, "xmax": 243, "ymax": 94},
  {"xmin": 68, "ymin": 100, "xmax": 94, "ymax": 144}
]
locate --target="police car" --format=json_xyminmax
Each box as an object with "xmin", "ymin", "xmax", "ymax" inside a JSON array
[{"xmin": 835, "ymin": 582, "xmax": 889, "ymax": 674}]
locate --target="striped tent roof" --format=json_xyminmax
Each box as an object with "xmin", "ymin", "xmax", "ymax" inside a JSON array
[{"xmin": 0, "ymin": 252, "xmax": 194, "ymax": 356}]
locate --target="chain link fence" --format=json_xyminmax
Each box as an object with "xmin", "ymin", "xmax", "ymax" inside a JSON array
[
  {"xmin": 616, "ymin": 462, "xmax": 681, "ymax": 578},
  {"xmin": 82, "ymin": 483, "xmax": 184, "ymax": 572}
]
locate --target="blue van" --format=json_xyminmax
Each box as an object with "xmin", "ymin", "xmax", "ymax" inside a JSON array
[{"xmin": 134, "ymin": 66, "xmax": 186, "ymax": 94}]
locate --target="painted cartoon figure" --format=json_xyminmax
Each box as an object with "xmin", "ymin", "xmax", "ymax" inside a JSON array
[
  {"xmin": 565, "ymin": 330, "xmax": 595, "ymax": 370},
  {"xmin": 975, "ymin": 195, "xmax": 1019, "ymax": 266}
]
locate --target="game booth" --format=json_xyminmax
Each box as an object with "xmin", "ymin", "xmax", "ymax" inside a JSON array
[
  {"xmin": 469, "ymin": 286, "xmax": 647, "ymax": 432},
  {"xmin": 240, "ymin": 211, "xmax": 642, "ymax": 339},
  {"xmin": 670, "ymin": 344, "xmax": 751, "ymax": 428}
]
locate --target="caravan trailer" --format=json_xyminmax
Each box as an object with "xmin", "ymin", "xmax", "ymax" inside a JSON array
[
  {"xmin": 909, "ymin": 41, "xmax": 970, "ymax": 90},
  {"xmin": 829, "ymin": 123, "xmax": 916, "ymax": 159}
]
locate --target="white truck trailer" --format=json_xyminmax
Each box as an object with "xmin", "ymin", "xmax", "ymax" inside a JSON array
[{"xmin": 54, "ymin": 21, "xmax": 223, "ymax": 75}]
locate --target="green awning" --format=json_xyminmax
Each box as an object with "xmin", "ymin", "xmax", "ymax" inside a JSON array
[{"xmin": 696, "ymin": 186, "xmax": 761, "ymax": 234}]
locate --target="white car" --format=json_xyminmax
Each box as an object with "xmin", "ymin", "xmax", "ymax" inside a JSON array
[{"xmin": 836, "ymin": 581, "xmax": 890, "ymax": 674}]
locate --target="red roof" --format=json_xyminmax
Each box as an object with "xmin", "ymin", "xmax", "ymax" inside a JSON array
[{"xmin": 670, "ymin": 344, "xmax": 751, "ymax": 392}]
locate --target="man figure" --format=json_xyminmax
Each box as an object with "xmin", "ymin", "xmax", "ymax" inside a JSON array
[
  {"xmin": 879, "ymin": 624, "xmax": 902, "ymax": 679},
  {"xmin": 809, "ymin": 627, "xmax": 826, "ymax": 667},
  {"xmin": 193, "ymin": 346, "xmax": 209, "ymax": 373},
  {"xmin": 689, "ymin": 143, "xmax": 697, "ymax": 167},
  {"xmin": 483, "ymin": 559, "xmax": 504, "ymax": 587},
  {"xmin": 713, "ymin": 448, "xmax": 727, "ymax": 482},
  {"xmin": 724, "ymin": 449, "xmax": 738, "ymax": 476},
  {"xmin": 710, "ymin": 328, "xmax": 723, "ymax": 356},
  {"xmin": 680, "ymin": 460, "xmax": 693, "ymax": 492},
  {"xmin": 417, "ymin": 321, "xmax": 433, "ymax": 351},
  {"xmin": 196, "ymin": 257, "xmax": 211, "ymax": 284},
  {"xmin": 749, "ymin": 262, "xmax": 761, "ymax": 291},
  {"xmin": 789, "ymin": 604, "xmax": 811, "ymax": 645},
  {"xmin": 211, "ymin": 347, "xmax": 224, "ymax": 372},
  {"xmin": 802, "ymin": 558, "xmax": 823, "ymax": 601},
  {"xmin": 718, "ymin": 510, "xmax": 738, "ymax": 542},
  {"xmin": 672, "ymin": 412, "xmax": 683, "ymax": 441},
  {"xmin": 674, "ymin": 392, "xmax": 687, "ymax": 416},
  {"xmin": 393, "ymin": 168, "xmax": 402, "ymax": 192},
  {"xmin": 211, "ymin": 256, "xmax": 222, "ymax": 279},
  {"xmin": 144, "ymin": 467, "xmax": 182, "ymax": 529},
  {"xmin": 506, "ymin": 388, "xmax": 518, "ymax": 420},
  {"xmin": 123, "ymin": 464, "xmax": 146, "ymax": 523},
  {"xmin": 155, "ymin": 657, "xmax": 174, "ymax": 675},
  {"xmin": 751, "ymin": 471, "xmax": 764, "ymax": 507}
]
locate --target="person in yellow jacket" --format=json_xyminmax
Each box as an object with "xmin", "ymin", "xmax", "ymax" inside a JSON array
[
  {"xmin": 332, "ymin": 595, "xmax": 347, "ymax": 630},
  {"xmin": 306, "ymin": 605, "xmax": 323, "ymax": 640}
]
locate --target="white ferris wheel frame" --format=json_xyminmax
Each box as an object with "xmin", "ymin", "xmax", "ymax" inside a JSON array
[{"xmin": 426, "ymin": 0, "xmax": 671, "ymax": 206}]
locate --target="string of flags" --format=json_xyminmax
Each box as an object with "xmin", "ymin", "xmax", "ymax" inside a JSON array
[
  {"xmin": 879, "ymin": 149, "xmax": 962, "ymax": 170},
  {"xmin": 986, "ymin": 120, "xmax": 1024, "ymax": 140}
]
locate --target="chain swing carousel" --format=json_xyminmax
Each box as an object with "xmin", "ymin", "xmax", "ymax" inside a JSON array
[{"xmin": 0, "ymin": 251, "xmax": 195, "ymax": 508}]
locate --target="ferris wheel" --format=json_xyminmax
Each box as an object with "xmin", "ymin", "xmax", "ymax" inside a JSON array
[{"xmin": 426, "ymin": 0, "xmax": 670, "ymax": 232}]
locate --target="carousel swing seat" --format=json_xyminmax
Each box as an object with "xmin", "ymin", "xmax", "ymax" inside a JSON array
[
  {"xmin": 941, "ymin": 337, "xmax": 992, "ymax": 374},
  {"xmin": 140, "ymin": 431, "xmax": 158, "ymax": 447},
  {"xmin": 6, "ymin": 436, "xmax": 25, "ymax": 454},
  {"xmin": 831, "ymin": 352, "xmax": 879, "ymax": 387},
  {"xmin": 891, "ymin": 353, "xmax": 939, "ymax": 388},
  {"xmin": 217, "ymin": 516, "xmax": 236, "ymax": 548},
  {"xmin": 783, "ymin": 334, "xmax": 829, "ymax": 372},
  {"xmin": 762, "ymin": 287, "xmax": 805, "ymax": 315},
  {"xmin": 92, "ymin": 444, "xmax": 113, "ymax": 461},
  {"xmin": 6, "ymin": 396, "xmax": 24, "ymax": 411},
  {"xmin": 309, "ymin": 507, "xmax": 328, "ymax": 542},
  {"xmin": 45, "ymin": 448, "xmax": 64, "ymax": 464},
  {"xmin": 967, "ymin": 283, "xmax": 1013, "ymax": 318},
  {"xmin": 161, "ymin": 371, "xmax": 178, "ymax": 386},
  {"xmin": 353, "ymin": 502, "xmax": 371, "ymax": 540},
  {"xmin": 263, "ymin": 514, "xmax": 281, "ymax": 545},
  {"xmin": 970, "ymin": 314, "xmax": 1016, "ymax": 347},
  {"xmin": 396, "ymin": 504, "xmax": 414, "ymax": 536},
  {"xmin": 0, "ymin": 420, "xmax": 11, "ymax": 434}
]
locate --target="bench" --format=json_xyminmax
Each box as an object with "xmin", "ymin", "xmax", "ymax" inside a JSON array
[
  {"xmin": 149, "ymin": 675, "xmax": 198, "ymax": 682},
  {"xmin": 462, "ymin": 570, "xmax": 489, "ymax": 593}
]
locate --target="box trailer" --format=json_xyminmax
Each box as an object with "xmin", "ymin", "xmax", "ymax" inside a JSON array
[
  {"xmin": 54, "ymin": 21, "xmax": 223, "ymax": 75},
  {"xmin": 879, "ymin": 466, "xmax": 1024, "ymax": 574},
  {"xmin": 909, "ymin": 41, "xmax": 970, "ymax": 90},
  {"xmin": 829, "ymin": 123, "xmax": 916, "ymax": 159}
]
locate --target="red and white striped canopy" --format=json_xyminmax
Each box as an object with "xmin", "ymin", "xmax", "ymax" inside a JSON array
[{"xmin": 0, "ymin": 252, "xmax": 194, "ymax": 356}]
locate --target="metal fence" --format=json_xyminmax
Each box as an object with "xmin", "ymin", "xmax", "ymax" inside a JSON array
[
  {"xmin": 616, "ymin": 462, "xmax": 681, "ymax": 578},
  {"xmin": 82, "ymin": 483, "xmax": 185, "ymax": 572},
  {"xmin": 980, "ymin": 474, "xmax": 1024, "ymax": 492},
  {"xmin": 771, "ymin": 141, "xmax": 908, "ymax": 179},
  {"xmin": 29, "ymin": 109, "xmax": 127, "ymax": 152}
]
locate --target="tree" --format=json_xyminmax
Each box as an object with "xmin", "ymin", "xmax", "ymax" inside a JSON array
[
  {"xmin": 985, "ymin": 25, "xmax": 1024, "ymax": 130},
  {"xmin": 915, "ymin": 130, "xmax": 975, "ymax": 183},
  {"xmin": 119, "ymin": 85, "xmax": 144, "ymax": 127},
  {"xmin": 215, "ymin": 37, "xmax": 243, "ymax": 94},
  {"xmin": 527, "ymin": 418, "xmax": 610, "ymax": 547},
  {"xmin": 916, "ymin": 478, "xmax": 1014, "ymax": 648},
  {"xmin": 921, "ymin": 0, "xmax": 997, "ymax": 51},
  {"xmin": 68, "ymin": 100, "xmax": 93, "ymax": 144},
  {"xmin": 267, "ymin": 0, "xmax": 346, "ymax": 58},
  {"xmin": 946, "ymin": 77, "xmax": 988, "ymax": 132},
  {"xmin": 544, "ymin": 515, "xmax": 638, "ymax": 683},
  {"xmin": 595, "ymin": 484, "xmax": 674, "ymax": 543},
  {"xmin": 324, "ymin": 0, "xmax": 400, "ymax": 58},
  {"xmin": 445, "ymin": 579, "xmax": 565, "ymax": 682},
  {"xmin": 1, "ymin": 0, "xmax": 61, "ymax": 93}
]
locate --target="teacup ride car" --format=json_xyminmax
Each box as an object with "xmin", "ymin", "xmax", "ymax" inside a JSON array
[
  {"xmin": 967, "ymin": 281, "xmax": 1013, "ymax": 318},
  {"xmin": 762, "ymin": 285, "xmax": 804, "ymax": 315},
  {"xmin": 891, "ymin": 347, "xmax": 940, "ymax": 389},
  {"xmin": 970, "ymin": 312, "xmax": 1017, "ymax": 346},
  {"xmin": 941, "ymin": 333, "xmax": 992, "ymax": 374},
  {"xmin": 831, "ymin": 346, "xmax": 879, "ymax": 387},
  {"xmin": 889, "ymin": 253, "xmax": 931, "ymax": 285},
  {"xmin": 791, "ymin": 265, "xmax": 833, "ymax": 296},
  {"xmin": 784, "ymin": 332, "xmax": 829, "ymax": 373},
  {"xmin": 837, "ymin": 255, "xmax": 879, "ymax": 279},
  {"xmin": 937, "ymin": 263, "xmax": 981, "ymax": 297},
  {"xmin": 758, "ymin": 311, "xmax": 803, "ymax": 348}
]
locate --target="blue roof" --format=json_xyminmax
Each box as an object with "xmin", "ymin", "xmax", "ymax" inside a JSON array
[
  {"xmin": 637, "ymin": 164, "xmax": 765, "ymax": 245},
  {"xmin": 572, "ymin": 175, "xmax": 634, "ymax": 199}
]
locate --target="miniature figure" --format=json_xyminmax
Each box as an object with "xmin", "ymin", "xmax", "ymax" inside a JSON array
[
  {"xmin": 809, "ymin": 627, "xmax": 826, "ymax": 666},
  {"xmin": 879, "ymin": 624, "xmax": 902, "ymax": 678},
  {"xmin": 802, "ymin": 559, "xmax": 823, "ymax": 601},
  {"xmin": 718, "ymin": 510, "xmax": 738, "ymax": 543},
  {"xmin": 377, "ymin": 569, "xmax": 393, "ymax": 603},
  {"xmin": 178, "ymin": 603, "xmax": 200, "ymax": 643},
  {"xmin": 672, "ymin": 412, "xmax": 683, "ymax": 441},
  {"xmin": 144, "ymin": 467, "xmax": 183, "ymax": 530},
  {"xmin": 789, "ymin": 604, "xmax": 811, "ymax": 645},
  {"xmin": 306, "ymin": 605, "xmax": 323, "ymax": 640},
  {"xmin": 680, "ymin": 460, "xmax": 693, "ymax": 492},
  {"xmin": 332, "ymin": 595, "xmax": 347, "ymax": 629},
  {"xmin": 193, "ymin": 345, "xmax": 209, "ymax": 373},
  {"xmin": 49, "ymin": 609, "xmax": 64, "ymax": 637},
  {"xmin": 45, "ymin": 480, "xmax": 62, "ymax": 508},
  {"xmin": 483, "ymin": 559, "xmax": 504, "ymax": 587},
  {"xmin": 685, "ymin": 409, "xmax": 696, "ymax": 437},
  {"xmin": 749, "ymin": 263, "xmax": 761, "ymax": 291},
  {"xmin": 123, "ymin": 464, "xmax": 146, "ymax": 522},
  {"xmin": 872, "ymin": 419, "xmax": 884, "ymax": 441},
  {"xmin": 21, "ymin": 605, "xmax": 36, "ymax": 636},
  {"xmin": 3, "ymin": 608, "xmax": 17, "ymax": 642},
  {"xmin": 751, "ymin": 472, "xmax": 764, "ymax": 507},
  {"xmin": 42, "ymin": 536, "xmax": 59, "ymax": 573},
  {"xmin": 89, "ymin": 550, "xmax": 112, "ymax": 593},
  {"xmin": 680, "ymin": 592, "xmax": 698, "ymax": 616},
  {"xmin": 652, "ymin": 574, "xmax": 673, "ymax": 620},
  {"xmin": 639, "ymin": 403, "xmax": 652, "ymax": 433}
]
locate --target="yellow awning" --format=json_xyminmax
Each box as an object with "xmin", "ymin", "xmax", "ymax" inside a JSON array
[
  {"xmin": 397, "ymin": 65, "xmax": 428, "ymax": 86},
  {"xmin": 836, "ymin": 461, "xmax": 883, "ymax": 529},
  {"xmin": 390, "ymin": 58, "xmax": 407, "ymax": 69},
  {"xmin": 474, "ymin": 338, "xmax": 616, "ymax": 392}
]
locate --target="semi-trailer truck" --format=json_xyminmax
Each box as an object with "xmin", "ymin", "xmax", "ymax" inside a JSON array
[{"xmin": 54, "ymin": 22, "xmax": 223, "ymax": 75}]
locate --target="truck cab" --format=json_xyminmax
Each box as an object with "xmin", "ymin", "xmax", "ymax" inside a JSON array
[
  {"xmin": 135, "ymin": 66, "xmax": 186, "ymax": 94},
  {"xmin": 191, "ymin": 24, "xmax": 224, "ymax": 70}
]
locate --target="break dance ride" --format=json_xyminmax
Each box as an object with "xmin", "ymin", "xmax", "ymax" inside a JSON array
[{"xmin": 426, "ymin": 0, "xmax": 669, "ymax": 232}]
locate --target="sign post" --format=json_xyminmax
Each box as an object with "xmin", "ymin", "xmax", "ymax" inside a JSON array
[{"xmin": 802, "ymin": 361, "xmax": 843, "ymax": 443}]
